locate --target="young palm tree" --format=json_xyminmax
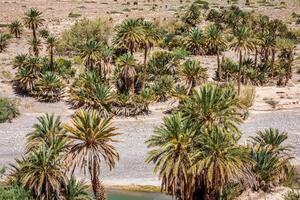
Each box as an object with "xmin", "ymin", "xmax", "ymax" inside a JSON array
[
  {"xmin": 205, "ymin": 24, "xmax": 227, "ymax": 80},
  {"xmin": 180, "ymin": 59, "xmax": 208, "ymax": 94},
  {"xmin": 36, "ymin": 71, "xmax": 64, "ymax": 102},
  {"xmin": 250, "ymin": 128, "xmax": 292, "ymax": 154},
  {"xmin": 183, "ymin": 28, "xmax": 204, "ymax": 55},
  {"xmin": 81, "ymin": 40, "xmax": 101, "ymax": 71},
  {"xmin": 69, "ymin": 71, "xmax": 113, "ymax": 117},
  {"xmin": 146, "ymin": 112, "xmax": 194, "ymax": 200},
  {"xmin": 140, "ymin": 20, "xmax": 160, "ymax": 88},
  {"xmin": 230, "ymin": 26, "xmax": 254, "ymax": 95},
  {"xmin": 182, "ymin": 84, "xmax": 241, "ymax": 134},
  {"xmin": 116, "ymin": 54, "xmax": 137, "ymax": 95},
  {"xmin": 65, "ymin": 109, "xmax": 120, "ymax": 200},
  {"xmin": 26, "ymin": 113, "xmax": 67, "ymax": 154},
  {"xmin": 45, "ymin": 36, "xmax": 57, "ymax": 71},
  {"xmin": 112, "ymin": 19, "xmax": 144, "ymax": 55},
  {"xmin": 9, "ymin": 20, "xmax": 23, "ymax": 38},
  {"xmin": 0, "ymin": 33, "xmax": 11, "ymax": 53},
  {"xmin": 23, "ymin": 8, "xmax": 44, "ymax": 39},
  {"xmin": 13, "ymin": 54, "xmax": 28, "ymax": 69},
  {"xmin": 62, "ymin": 176, "xmax": 92, "ymax": 200},
  {"xmin": 27, "ymin": 37, "xmax": 42, "ymax": 56},
  {"xmin": 99, "ymin": 45, "xmax": 114, "ymax": 81}
]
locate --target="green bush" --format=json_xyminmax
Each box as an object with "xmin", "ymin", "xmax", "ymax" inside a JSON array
[
  {"xmin": 0, "ymin": 184, "xmax": 33, "ymax": 200},
  {"xmin": 0, "ymin": 97, "xmax": 19, "ymax": 123},
  {"xmin": 57, "ymin": 18, "xmax": 112, "ymax": 55}
]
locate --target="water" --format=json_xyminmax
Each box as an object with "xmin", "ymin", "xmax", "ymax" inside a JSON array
[{"xmin": 108, "ymin": 190, "xmax": 171, "ymax": 200}]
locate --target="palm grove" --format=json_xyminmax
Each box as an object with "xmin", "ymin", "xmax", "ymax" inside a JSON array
[{"xmin": 0, "ymin": 0, "xmax": 298, "ymax": 199}]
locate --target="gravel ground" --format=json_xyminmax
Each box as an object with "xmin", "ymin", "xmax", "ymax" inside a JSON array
[{"xmin": 0, "ymin": 107, "xmax": 299, "ymax": 186}]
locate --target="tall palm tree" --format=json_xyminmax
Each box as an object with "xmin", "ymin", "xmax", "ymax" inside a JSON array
[
  {"xmin": 0, "ymin": 33, "xmax": 10, "ymax": 53},
  {"xmin": 205, "ymin": 24, "xmax": 227, "ymax": 80},
  {"xmin": 140, "ymin": 20, "xmax": 160, "ymax": 88},
  {"xmin": 181, "ymin": 59, "xmax": 208, "ymax": 94},
  {"xmin": 9, "ymin": 20, "xmax": 23, "ymax": 38},
  {"xmin": 23, "ymin": 8, "xmax": 44, "ymax": 39},
  {"xmin": 112, "ymin": 19, "xmax": 144, "ymax": 55},
  {"xmin": 182, "ymin": 84, "xmax": 241, "ymax": 134},
  {"xmin": 183, "ymin": 28, "xmax": 205, "ymax": 55},
  {"xmin": 28, "ymin": 37, "xmax": 42, "ymax": 56},
  {"xmin": 230, "ymin": 26, "xmax": 254, "ymax": 95},
  {"xmin": 64, "ymin": 109, "xmax": 120, "ymax": 200},
  {"xmin": 146, "ymin": 112, "xmax": 195, "ymax": 200},
  {"xmin": 116, "ymin": 54, "xmax": 137, "ymax": 95},
  {"xmin": 81, "ymin": 40, "xmax": 101, "ymax": 71},
  {"xmin": 276, "ymin": 38, "xmax": 295, "ymax": 85},
  {"xmin": 46, "ymin": 36, "xmax": 57, "ymax": 71}
]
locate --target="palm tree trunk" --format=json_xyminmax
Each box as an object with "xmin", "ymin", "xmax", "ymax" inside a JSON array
[
  {"xmin": 32, "ymin": 25, "xmax": 36, "ymax": 40},
  {"xmin": 90, "ymin": 162, "xmax": 106, "ymax": 200},
  {"xmin": 238, "ymin": 51, "xmax": 243, "ymax": 95},
  {"xmin": 142, "ymin": 46, "xmax": 148, "ymax": 89},
  {"xmin": 217, "ymin": 48, "xmax": 221, "ymax": 80},
  {"xmin": 271, "ymin": 48, "xmax": 276, "ymax": 78},
  {"xmin": 50, "ymin": 47, "xmax": 54, "ymax": 71},
  {"xmin": 254, "ymin": 46, "xmax": 258, "ymax": 68},
  {"xmin": 285, "ymin": 51, "xmax": 293, "ymax": 85}
]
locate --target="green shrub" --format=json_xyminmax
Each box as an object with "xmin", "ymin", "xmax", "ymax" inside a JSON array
[
  {"xmin": 0, "ymin": 184, "xmax": 33, "ymax": 200},
  {"xmin": 57, "ymin": 18, "xmax": 112, "ymax": 55},
  {"xmin": 0, "ymin": 97, "xmax": 19, "ymax": 123}
]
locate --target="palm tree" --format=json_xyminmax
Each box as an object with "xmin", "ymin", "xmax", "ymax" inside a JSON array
[
  {"xmin": 28, "ymin": 37, "xmax": 42, "ymax": 56},
  {"xmin": 112, "ymin": 19, "xmax": 144, "ymax": 55},
  {"xmin": 69, "ymin": 71, "xmax": 113, "ymax": 117},
  {"xmin": 181, "ymin": 59, "xmax": 208, "ymax": 94},
  {"xmin": 146, "ymin": 112, "xmax": 194, "ymax": 200},
  {"xmin": 36, "ymin": 72, "xmax": 64, "ymax": 102},
  {"xmin": 64, "ymin": 109, "xmax": 120, "ymax": 200},
  {"xmin": 205, "ymin": 24, "xmax": 227, "ymax": 80},
  {"xmin": 26, "ymin": 113, "xmax": 67, "ymax": 153},
  {"xmin": 62, "ymin": 176, "xmax": 92, "ymax": 200},
  {"xmin": 183, "ymin": 28, "xmax": 204, "ymax": 55},
  {"xmin": 230, "ymin": 26, "xmax": 254, "ymax": 95},
  {"xmin": 9, "ymin": 20, "xmax": 23, "ymax": 38},
  {"xmin": 46, "ymin": 36, "xmax": 57, "ymax": 71},
  {"xmin": 99, "ymin": 45, "xmax": 114, "ymax": 81},
  {"xmin": 116, "ymin": 54, "xmax": 137, "ymax": 95},
  {"xmin": 13, "ymin": 54, "xmax": 28, "ymax": 69},
  {"xmin": 250, "ymin": 128, "xmax": 292, "ymax": 154},
  {"xmin": 182, "ymin": 84, "xmax": 241, "ymax": 134},
  {"xmin": 193, "ymin": 128, "xmax": 251, "ymax": 199},
  {"xmin": 0, "ymin": 33, "xmax": 11, "ymax": 53},
  {"xmin": 276, "ymin": 38, "xmax": 295, "ymax": 85},
  {"xmin": 81, "ymin": 40, "xmax": 101, "ymax": 71},
  {"xmin": 140, "ymin": 20, "xmax": 160, "ymax": 88},
  {"xmin": 23, "ymin": 8, "xmax": 44, "ymax": 39},
  {"xmin": 12, "ymin": 144, "xmax": 66, "ymax": 199}
]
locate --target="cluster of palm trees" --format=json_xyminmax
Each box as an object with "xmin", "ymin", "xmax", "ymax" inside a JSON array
[
  {"xmin": 3, "ymin": 109, "xmax": 120, "ymax": 200},
  {"xmin": 10, "ymin": 9, "xmax": 74, "ymax": 102},
  {"xmin": 146, "ymin": 84, "xmax": 294, "ymax": 200}
]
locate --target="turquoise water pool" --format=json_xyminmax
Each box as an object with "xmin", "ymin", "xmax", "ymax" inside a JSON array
[{"xmin": 108, "ymin": 190, "xmax": 171, "ymax": 200}]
